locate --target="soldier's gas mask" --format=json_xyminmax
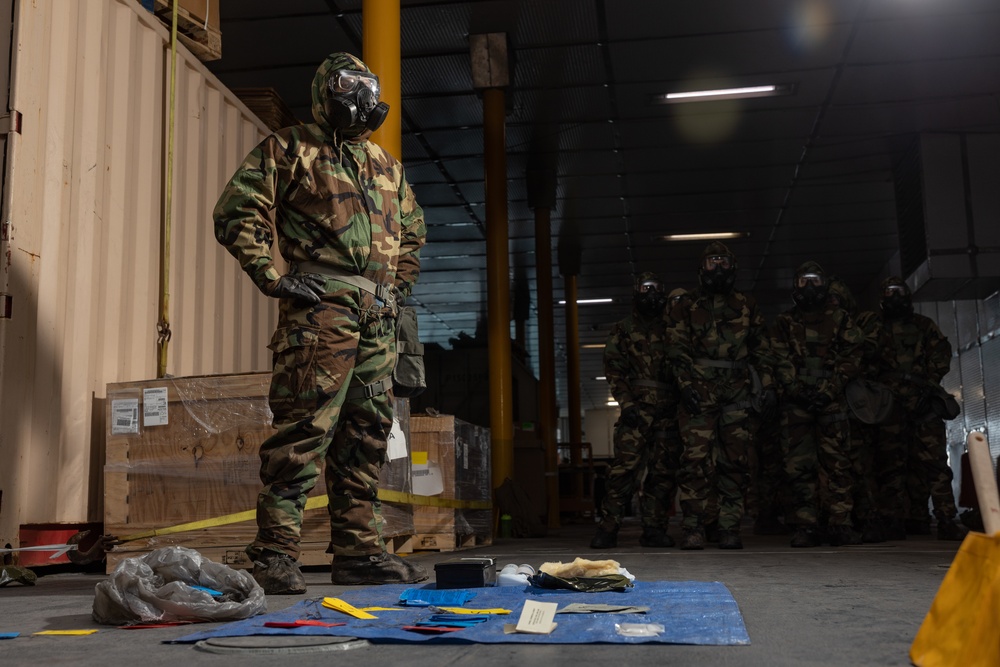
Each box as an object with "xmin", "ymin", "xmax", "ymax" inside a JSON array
[
  {"xmin": 699, "ymin": 254, "xmax": 737, "ymax": 294},
  {"xmin": 326, "ymin": 69, "xmax": 389, "ymax": 136},
  {"xmin": 634, "ymin": 278, "xmax": 667, "ymax": 318},
  {"xmin": 792, "ymin": 271, "xmax": 828, "ymax": 311},
  {"xmin": 881, "ymin": 282, "xmax": 913, "ymax": 319}
]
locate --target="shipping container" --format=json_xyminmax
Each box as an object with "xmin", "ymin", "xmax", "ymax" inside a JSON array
[{"xmin": 0, "ymin": 0, "xmax": 274, "ymax": 549}]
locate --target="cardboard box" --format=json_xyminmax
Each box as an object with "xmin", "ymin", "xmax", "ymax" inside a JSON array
[{"xmin": 409, "ymin": 413, "xmax": 492, "ymax": 549}]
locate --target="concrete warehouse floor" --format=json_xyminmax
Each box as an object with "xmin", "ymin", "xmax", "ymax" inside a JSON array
[{"xmin": 0, "ymin": 521, "xmax": 961, "ymax": 667}]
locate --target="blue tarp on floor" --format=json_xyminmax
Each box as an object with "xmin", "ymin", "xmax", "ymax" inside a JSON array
[{"xmin": 170, "ymin": 580, "xmax": 750, "ymax": 645}]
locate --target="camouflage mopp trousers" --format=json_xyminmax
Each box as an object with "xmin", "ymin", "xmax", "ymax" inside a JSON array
[{"xmin": 247, "ymin": 283, "xmax": 397, "ymax": 561}]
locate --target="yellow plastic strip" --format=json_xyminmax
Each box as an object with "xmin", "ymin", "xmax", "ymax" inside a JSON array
[
  {"xmin": 117, "ymin": 490, "xmax": 489, "ymax": 543},
  {"xmin": 435, "ymin": 607, "xmax": 511, "ymax": 615},
  {"xmin": 322, "ymin": 597, "xmax": 377, "ymax": 619},
  {"xmin": 358, "ymin": 606, "xmax": 405, "ymax": 612},
  {"xmin": 34, "ymin": 630, "xmax": 99, "ymax": 636}
]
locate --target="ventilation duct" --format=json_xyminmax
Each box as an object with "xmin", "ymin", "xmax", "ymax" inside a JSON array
[{"xmin": 893, "ymin": 133, "xmax": 1000, "ymax": 301}]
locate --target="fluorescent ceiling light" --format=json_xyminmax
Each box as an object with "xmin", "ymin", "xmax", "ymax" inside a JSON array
[
  {"xmin": 557, "ymin": 298, "xmax": 615, "ymax": 305},
  {"xmin": 581, "ymin": 343, "xmax": 605, "ymax": 349},
  {"xmin": 660, "ymin": 231, "xmax": 749, "ymax": 242},
  {"xmin": 594, "ymin": 376, "xmax": 606, "ymax": 381},
  {"xmin": 607, "ymin": 400, "xmax": 619, "ymax": 407},
  {"xmin": 655, "ymin": 84, "xmax": 791, "ymax": 104}
]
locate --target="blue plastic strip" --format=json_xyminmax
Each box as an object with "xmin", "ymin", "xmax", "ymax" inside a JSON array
[
  {"xmin": 398, "ymin": 587, "xmax": 476, "ymax": 607},
  {"xmin": 170, "ymin": 581, "xmax": 750, "ymax": 646}
]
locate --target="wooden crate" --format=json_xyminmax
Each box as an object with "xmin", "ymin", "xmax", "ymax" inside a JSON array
[
  {"xmin": 104, "ymin": 372, "xmax": 414, "ymax": 572},
  {"xmin": 408, "ymin": 413, "xmax": 493, "ymax": 550},
  {"xmin": 151, "ymin": 0, "xmax": 222, "ymax": 61},
  {"xmin": 233, "ymin": 88, "xmax": 301, "ymax": 133}
]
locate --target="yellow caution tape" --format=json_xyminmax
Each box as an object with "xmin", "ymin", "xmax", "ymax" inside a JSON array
[
  {"xmin": 435, "ymin": 607, "xmax": 511, "ymax": 615},
  {"xmin": 34, "ymin": 630, "xmax": 99, "ymax": 636},
  {"xmin": 116, "ymin": 490, "xmax": 490, "ymax": 543},
  {"xmin": 322, "ymin": 597, "xmax": 378, "ymax": 619}
]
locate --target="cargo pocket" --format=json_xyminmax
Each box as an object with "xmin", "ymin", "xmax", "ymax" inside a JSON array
[{"xmin": 267, "ymin": 325, "xmax": 321, "ymax": 422}]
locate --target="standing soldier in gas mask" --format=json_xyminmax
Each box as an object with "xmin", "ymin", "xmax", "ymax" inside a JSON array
[
  {"xmin": 874, "ymin": 277, "xmax": 966, "ymax": 541},
  {"xmin": 591, "ymin": 273, "xmax": 678, "ymax": 549},
  {"xmin": 771, "ymin": 263, "xmax": 864, "ymax": 547},
  {"xmin": 215, "ymin": 52, "xmax": 428, "ymax": 594},
  {"xmin": 665, "ymin": 243, "xmax": 779, "ymax": 550}
]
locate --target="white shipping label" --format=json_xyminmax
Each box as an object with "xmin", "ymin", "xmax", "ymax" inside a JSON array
[
  {"xmin": 387, "ymin": 417, "xmax": 408, "ymax": 461},
  {"xmin": 142, "ymin": 387, "xmax": 169, "ymax": 427},
  {"xmin": 110, "ymin": 398, "xmax": 140, "ymax": 435}
]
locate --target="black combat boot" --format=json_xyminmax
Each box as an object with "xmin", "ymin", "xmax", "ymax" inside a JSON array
[
  {"xmin": 331, "ymin": 552, "xmax": 428, "ymax": 585},
  {"xmin": 935, "ymin": 515, "xmax": 969, "ymax": 542},
  {"xmin": 639, "ymin": 528, "xmax": 675, "ymax": 548},
  {"xmin": 826, "ymin": 525, "xmax": 862, "ymax": 547},
  {"xmin": 882, "ymin": 517, "xmax": 907, "ymax": 541},
  {"xmin": 861, "ymin": 520, "xmax": 885, "ymax": 543},
  {"xmin": 251, "ymin": 550, "xmax": 307, "ymax": 595},
  {"xmin": 716, "ymin": 529, "xmax": 743, "ymax": 550},
  {"xmin": 590, "ymin": 526, "xmax": 619, "ymax": 549},
  {"xmin": 679, "ymin": 526, "xmax": 706, "ymax": 551},
  {"xmin": 905, "ymin": 518, "xmax": 931, "ymax": 535},
  {"xmin": 790, "ymin": 526, "xmax": 821, "ymax": 548}
]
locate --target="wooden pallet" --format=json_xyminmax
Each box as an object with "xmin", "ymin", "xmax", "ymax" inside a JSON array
[{"xmin": 152, "ymin": 0, "xmax": 222, "ymax": 61}]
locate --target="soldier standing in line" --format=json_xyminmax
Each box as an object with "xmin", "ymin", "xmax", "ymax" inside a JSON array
[
  {"xmin": 591, "ymin": 273, "xmax": 678, "ymax": 549},
  {"xmin": 827, "ymin": 277, "xmax": 885, "ymax": 543},
  {"xmin": 665, "ymin": 242, "xmax": 779, "ymax": 550},
  {"xmin": 873, "ymin": 277, "xmax": 967, "ymax": 541},
  {"xmin": 215, "ymin": 52, "xmax": 428, "ymax": 593},
  {"xmin": 771, "ymin": 263, "xmax": 864, "ymax": 547}
]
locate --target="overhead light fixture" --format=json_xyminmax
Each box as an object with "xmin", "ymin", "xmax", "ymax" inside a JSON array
[
  {"xmin": 654, "ymin": 84, "xmax": 792, "ymax": 104},
  {"xmin": 581, "ymin": 344, "xmax": 605, "ymax": 349},
  {"xmin": 594, "ymin": 376, "xmax": 606, "ymax": 381},
  {"xmin": 557, "ymin": 298, "xmax": 615, "ymax": 305},
  {"xmin": 607, "ymin": 400, "xmax": 619, "ymax": 407},
  {"xmin": 660, "ymin": 231, "xmax": 749, "ymax": 242}
]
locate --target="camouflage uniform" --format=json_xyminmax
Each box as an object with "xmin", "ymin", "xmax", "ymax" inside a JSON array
[
  {"xmin": 666, "ymin": 244, "xmax": 779, "ymax": 543},
  {"xmin": 771, "ymin": 263, "xmax": 864, "ymax": 542},
  {"xmin": 873, "ymin": 278, "xmax": 956, "ymax": 532},
  {"xmin": 828, "ymin": 278, "xmax": 882, "ymax": 540},
  {"xmin": 214, "ymin": 53, "xmax": 426, "ymax": 561},
  {"xmin": 596, "ymin": 273, "xmax": 679, "ymax": 541}
]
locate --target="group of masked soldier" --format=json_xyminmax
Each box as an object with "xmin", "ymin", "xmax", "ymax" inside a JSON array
[{"xmin": 591, "ymin": 241, "xmax": 968, "ymax": 551}]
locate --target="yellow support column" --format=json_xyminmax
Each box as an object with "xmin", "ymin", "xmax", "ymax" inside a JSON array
[
  {"xmin": 363, "ymin": 0, "xmax": 401, "ymax": 159},
  {"xmin": 484, "ymin": 86, "xmax": 514, "ymax": 490}
]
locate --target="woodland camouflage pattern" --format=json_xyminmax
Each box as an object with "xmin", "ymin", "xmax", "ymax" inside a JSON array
[
  {"xmin": 665, "ymin": 259, "xmax": 780, "ymax": 532},
  {"xmin": 873, "ymin": 277, "xmax": 957, "ymax": 524},
  {"xmin": 599, "ymin": 272, "xmax": 678, "ymax": 532},
  {"xmin": 214, "ymin": 52, "xmax": 426, "ymax": 560},
  {"xmin": 770, "ymin": 263, "xmax": 864, "ymax": 528},
  {"xmin": 828, "ymin": 278, "xmax": 880, "ymax": 531}
]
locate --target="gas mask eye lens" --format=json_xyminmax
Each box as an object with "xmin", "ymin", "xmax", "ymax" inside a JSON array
[
  {"xmin": 704, "ymin": 255, "xmax": 731, "ymax": 271},
  {"xmin": 329, "ymin": 70, "xmax": 380, "ymax": 96},
  {"xmin": 796, "ymin": 273, "xmax": 823, "ymax": 288},
  {"xmin": 884, "ymin": 284, "xmax": 907, "ymax": 297},
  {"xmin": 638, "ymin": 281, "xmax": 662, "ymax": 294}
]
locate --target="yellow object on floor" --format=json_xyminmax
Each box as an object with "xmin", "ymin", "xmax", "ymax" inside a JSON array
[
  {"xmin": 34, "ymin": 630, "xmax": 99, "ymax": 636},
  {"xmin": 910, "ymin": 531, "xmax": 1000, "ymax": 667},
  {"xmin": 322, "ymin": 597, "xmax": 378, "ymax": 619}
]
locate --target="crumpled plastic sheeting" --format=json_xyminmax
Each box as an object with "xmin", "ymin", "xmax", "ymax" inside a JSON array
[
  {"xmin": 0, "ymin": 565, "xmax": 37, "ymax": 587},
  {"xmin": 92, "ymin": 546, "xmax": 266, "ymax": 626},
  {"xmin": 171, "ymin": 580, "xmax": 750, "ymax": 645}
]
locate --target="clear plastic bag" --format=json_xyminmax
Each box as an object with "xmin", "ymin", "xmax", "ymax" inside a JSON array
[{"xmin": 92, "ymin": 546, "xmax": 266, "ymax": 625}]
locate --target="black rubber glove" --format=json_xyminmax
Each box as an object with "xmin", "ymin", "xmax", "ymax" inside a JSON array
[
  {"xmin": 757, "ymin": 388, "xmax": 778, "ymax": 421},
  {"xmin": 269, "ymin": 274, "xmax": 326, "ymax": 305},
  {"xmin": 681, "ymin": 385, "xmax": 702, "ymax": 415},
  {"xmin": 619, "ymin": 404, "xmax": 642, "ymax": 428}
]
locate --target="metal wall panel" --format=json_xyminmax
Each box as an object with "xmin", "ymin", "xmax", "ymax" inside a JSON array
[
  {"xmin": 982, "ymin": 337, "xmax": 1000, "ymax": 458},
  {"xmin": 0, "ymin": 0, "xmax": 271, "ymax": 542}
]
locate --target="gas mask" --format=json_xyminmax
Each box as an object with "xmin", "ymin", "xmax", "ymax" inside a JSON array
[
  {"xmin": 325, "ymin": 69, "xmax": 389, "ymax": 136},
  {"xmin": 881, "ymin": 283, "xmax": 913, "ymax": 319},
  {"xmin": 792, "ymin": 271, "xmax": 828, "ymax": 311},
  {"xmin": 634, "ymin": 279, "xmax": 667, "ymax": 318},
  {"xmin": 698, "ymin": 254, "xmax": 737, "ymax": 294}
]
